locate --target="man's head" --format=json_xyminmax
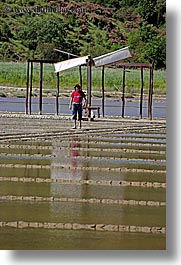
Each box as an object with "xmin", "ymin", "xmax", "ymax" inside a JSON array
[{"xmin": 74, "ymin": 84, "xmax": 81, "ymax": 91}]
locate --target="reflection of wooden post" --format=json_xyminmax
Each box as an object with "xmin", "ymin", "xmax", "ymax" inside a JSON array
[
  {"xmin": 29, "ymin": 61, "xmax": 33, "ymax": 115},
  {"xmin": 79, "ymin": 66, "xmax": 82, "ymax": 88},
  {"xmin": 122, "ymin": 66, "xmax": 126, "ymax": 118},
  {"xmin": 102, "ymin": 65, "xmax": 105, "ymax": 117},
  {"xmin": 56, "ymin": 72, "xmax": 59, "ymax": 115},
  {"xmin": 148, "ymin": 65, "xmax": 153, "ymax": 120},
  {"xmin": 25, "ymin": 59, "xmax": 30, "ymax": 114},
  {"xmin": 87, "ymin": 56, "xmax": 92, "ymax": 117},
  {"xmin": 39, "ymin": 62, "xmax": 43, "ymax": 115},
  {"xmin": 140, "ymin": 66, "xmax": 144, "ymax": 118}
]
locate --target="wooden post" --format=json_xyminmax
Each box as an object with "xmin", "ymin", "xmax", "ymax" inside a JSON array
[
  {"xmin": 56, "ymin": 72, "xmax": 60, "ymax": 115},
  {"xmin": 25, "ymin": 59, "xmax": 30, "ymax": 114},
  {"xmin": 79, "ymin": 66, "xmax": 82, "ymax": 88},
  {"xmin": 150, "ymin": 65, "xmax": 153, "ymax": 119},
  {"xmin": 29, "ymin": 61, "xmax": 33, "ymax": 115},
  {"xmin": 39, "ymin": 62, "xmax": 43, "ymax": 115},
  {"xmin": 140, "ymin": 66, "xmax": 144, "ymax": 118},
  {"xmin": 148, "ymin": 65, "xmax": 153, "ymax": 119},
  {"xmin": 102, "ymin": 65, "xmax": 105, "ymax": 117},
  {"xmin": 87, "ymin": 56, "xmax": 92, "ymax": 117},
  {"xmin": 122, "ymin": 66, "xmax": 126, "ymax": 118}
]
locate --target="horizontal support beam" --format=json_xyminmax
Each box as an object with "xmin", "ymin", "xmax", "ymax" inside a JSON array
[
  {"xmin": 112, "ymin": 63, "xmax": 153, "ymax": 68},
  {"xmin": 28, "ymin": 59, "xmax": 58, "ymax": 64}
]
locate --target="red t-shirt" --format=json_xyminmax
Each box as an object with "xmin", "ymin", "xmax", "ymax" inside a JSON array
[{"xmin": 71, "ymin": 90, "xmax": 86, "ymax": 104}]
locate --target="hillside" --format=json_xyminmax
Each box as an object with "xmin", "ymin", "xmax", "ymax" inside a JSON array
[{"xmin": 0, "ymin": 0, "xmax": 166, "ymax": 69}]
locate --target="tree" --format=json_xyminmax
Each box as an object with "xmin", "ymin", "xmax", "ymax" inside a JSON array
[
  {"xmin": 128, "ymin": 22, "xmax": 166, "ymax": 68},
  {"xmin": 137, "ymin": 0, "xmax": 166, "ymax": 26},
  {"xmin": 140, "ymin": 35, "xmax": 166, "ymax": 68},
  {"xmin": 17, "ymin": 15, "xmax": 67, "ymax": 59},
  {"xmin": 0, "ymin": 20, "xmax": 13, "ymax": 42}
]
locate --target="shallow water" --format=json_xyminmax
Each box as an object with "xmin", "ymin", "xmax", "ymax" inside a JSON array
[
  {"xmin": 0, "ymin": 200, "xmax": 166, "ymax": 227},
  {"xmin": 0, "ymin": 228, "xmax": 166, "ymax": 250},
  {"xmin": 0, "ymin": 117, "xmax": 166, "ymax": 249},
  {"xmin": 0, "ymin": 181, "xmax": 166, "ymax": 202}
]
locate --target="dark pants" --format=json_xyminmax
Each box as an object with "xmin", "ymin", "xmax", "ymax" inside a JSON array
[{"xmin": 72, "ymin": 103, "xmax": 82, "ymax": 120}]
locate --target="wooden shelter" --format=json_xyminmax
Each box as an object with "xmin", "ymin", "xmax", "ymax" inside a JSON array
[
  {"xmin": 25, "ymin": 47, "xmax": 154, "ymax": 119},
  {"xmin": 25, "ymin": 59, "xmax": 60, "ymax": 115},
  {"xmin": 54, "ymin": 47, "xmax": 132, "ymax": 118},
  {"xmin": 99, "ymin": 63, "xmax": 154, "ymax": 119}
]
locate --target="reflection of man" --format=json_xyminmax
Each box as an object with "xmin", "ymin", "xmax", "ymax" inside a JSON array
[
  {"xmin": 69, "ymin": 84, "xmax": 87, "ymax": 129},
  {"xmin": 69, "ymin": 141, "xmax": 79, "ymax": 170},
  {"xmin": 51, "ymin": 140, "xmax": 81, "ymax": 181}
]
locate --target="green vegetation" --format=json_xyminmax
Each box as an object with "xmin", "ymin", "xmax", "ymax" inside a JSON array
[
  {"xmin": 0, "ymin": 0, "xmax": 166, "ymax": 69},
  {"xmin": 0, "ymin": 62, "xmax": 166, "ymax": 96},
  {"xmin": 0, "ymin": 1, "xmax": 166, "ymax": 97}
]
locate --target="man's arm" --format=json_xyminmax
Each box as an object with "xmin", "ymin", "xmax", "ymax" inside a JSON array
[
  {"xmin": 83, "ymin": 95, "xmax": 87, "ymax": 108},
  {"xmin": 69, "ymin": 95, "xmax": 73, "ymax": 110}
]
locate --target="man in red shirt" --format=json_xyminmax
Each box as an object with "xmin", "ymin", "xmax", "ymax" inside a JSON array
[{"xmin": 69, "ymin": 84, "xmax": 87, "ymax": 129}]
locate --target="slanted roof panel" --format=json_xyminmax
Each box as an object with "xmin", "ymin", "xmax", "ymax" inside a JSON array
[
  {"xmin": 54, "ymin": 55, "xmax": 89, "ymax": 73},
  {"xmin": 93, "ymin": 47, "xmax": 131, "ymax": 67},
  {"xmin": 54, "ymin": 47, "xmax": 131, "ymax": 72}
]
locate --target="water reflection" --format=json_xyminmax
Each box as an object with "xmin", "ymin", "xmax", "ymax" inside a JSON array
[
  {"xmin": 50, "ymin": 137, "xmax": 91, "ymax": 198},
  {"xmin": 49, "ymin": 136, "xmax": 127, "ymax": 208},
  {"xmin": 68, "ymin": 138, "xmax": 83, "ymax": 178},
  {"xmin": 50, "ymin": 137, "xmax": 97, "ymax": 219}
]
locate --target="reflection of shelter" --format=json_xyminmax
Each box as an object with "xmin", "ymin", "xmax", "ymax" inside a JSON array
[{"xmin": 25, "ymin": 47, "xmax": 154, "ymax": 119}]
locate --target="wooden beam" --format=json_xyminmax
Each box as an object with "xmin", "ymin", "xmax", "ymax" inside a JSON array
[
  {"xmin": 148, "ymin": 65, "xmax": 153, "ymax": 119},
  {"xmin": 87, "ymin": 56, "xmax": 92, "ymax": 115},
  {"xmin": 28, "ymin": 59, "xmax": 58, "ymax": 64},
  {"xmin": 102, "ymin": 65, "xmax": 105, "ymax": 117},
  {"xmin": 39, "ymin": 62, "xmax": 43, "ymax": 115},
  {"xmin": 29, "ymin": 61, "xmax": 33, "ymax": 115},
  {"xmin": 112, "ymin": 62, "xmax": 153, "ymax": 68},
  {"xmin": 25, "ymin": 59, "xmax": 30, "ymax": 114},
  {"xmin": 139, "ymin": 66, "xmax": 144, "ymax": 118},
  {"xmin": 56, "ymin": 72, "xmax": 60, "ymax": 115},
  {"xmin": 122, "ymin": 66, "xmax": 126, "ymax": 118},
  {"xmin": 79, "ymin": 66, "xmax": 82, "ymax": 88}
]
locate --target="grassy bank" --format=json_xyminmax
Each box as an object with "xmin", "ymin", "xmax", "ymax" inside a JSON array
[{"xmin": 0, "ymin": 62, "xmax": 166, "ymax": 97}]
